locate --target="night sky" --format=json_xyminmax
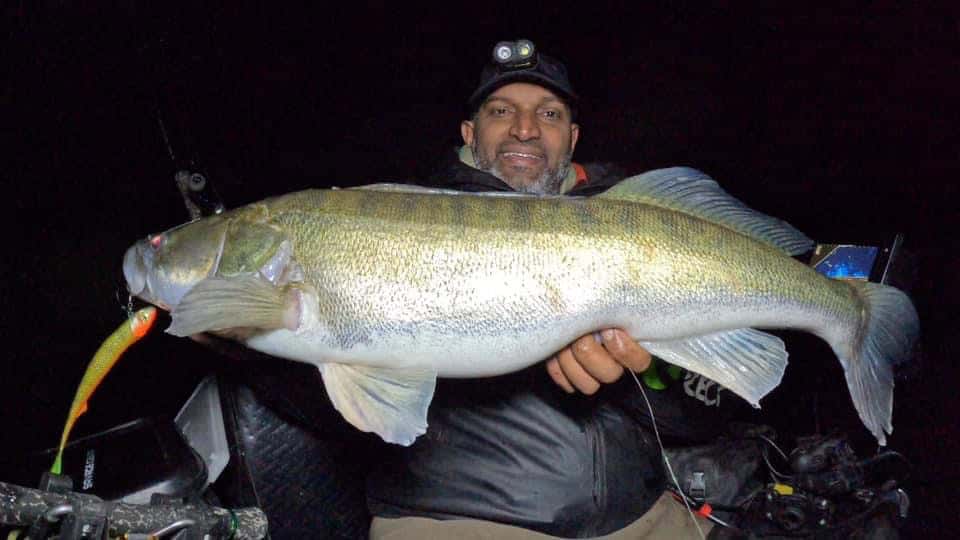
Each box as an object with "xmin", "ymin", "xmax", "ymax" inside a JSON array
[{"xmin": 3, "ymin": 4, "xmax": 958, "ymax": 537}]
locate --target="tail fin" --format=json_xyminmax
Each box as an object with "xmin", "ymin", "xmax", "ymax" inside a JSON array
[{"xmin": 835, "ymin": 282, "xmax": 919, "ymax": 446}]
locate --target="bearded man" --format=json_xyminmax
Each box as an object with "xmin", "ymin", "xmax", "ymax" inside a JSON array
[{"xmin": 365, "ymin": 41, "xmax": 735, "ymax": 539}]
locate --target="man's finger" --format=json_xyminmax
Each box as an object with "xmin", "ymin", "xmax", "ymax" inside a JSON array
[
  {"xmin": 600, "ymin": 329, "xmax": 652, "ymax": 373},
  {"xmin": 571, "ymin": 334, "xmax": 625, "ymax": 383},
  {"xmin": 546, "ymin": 356, "xmax": 575, "ymax": 393},
  {"xmin": 556, "ymin": 347, "xmax": 601, "ymax": 395}
]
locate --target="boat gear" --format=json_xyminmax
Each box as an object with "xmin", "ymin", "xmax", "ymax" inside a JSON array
[{"xmin": 666, "ymin": 432, "xmax": 911, "ymax": 538}]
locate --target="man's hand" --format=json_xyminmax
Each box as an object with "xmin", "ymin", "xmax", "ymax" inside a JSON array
[{"xmin": 546, "ymin": 329, "xmax": 652, "ymax": 394}]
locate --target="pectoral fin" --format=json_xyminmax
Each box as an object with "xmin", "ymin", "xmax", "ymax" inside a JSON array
[
  {"xmin": 640, "ymin": 328, "xmax": 788, "ymax": 407},
  {"xmin": 167, "ymin": 275, "xmax": 303, "ymax": 337},
  {"xmin": 320, "ymin": 363, "xmax": 436, "ymax": 446}
]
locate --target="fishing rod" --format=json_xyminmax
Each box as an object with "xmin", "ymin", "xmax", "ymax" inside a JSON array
[
  {"xmin": 145, "ymin": 30, "xmax": 225, "ymax": 221},
  {"xmin": 156, "ymin": 106, "xmax": 225, "ymax": 220}
]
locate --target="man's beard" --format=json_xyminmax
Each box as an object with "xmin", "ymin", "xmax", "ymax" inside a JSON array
[{"xmin": 472, "ymin": 140, "xmax": 572, "ymax": 195}]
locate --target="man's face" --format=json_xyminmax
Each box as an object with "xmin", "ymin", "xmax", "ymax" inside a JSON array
[{"xmin": 461, "ymin": 83, "xmax": 579, "ymax": 194}]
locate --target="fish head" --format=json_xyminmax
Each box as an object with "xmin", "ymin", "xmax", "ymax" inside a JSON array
[
  {"xmin": 124, "ymin": 205, "xmax": 295, "ymax": 314},
  {"xmin": 123, "ymin": 216, "xmax": 231, "ymax": 311}
]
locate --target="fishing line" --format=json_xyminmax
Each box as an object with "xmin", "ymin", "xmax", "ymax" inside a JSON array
[
  {"xmin": 628, "ymin": 369, "xmax": 707, "ymax": 540},
  {"xmin": 762, "ymin": 452, "xmax": 791, "ymax": 482},
  {"xmin": 758, "ymin": 434, "xmax": 792, "ymax": 481},
  {"xmin": 156, "ymin": 106, "xmax": 177, "ymax": 163},
  {"xmin": 759, "ymin": 434, "xmax": 788, "ymax": 461},
  {"xmin": 114, "ymin": 288, "xmax": 134, "ymax": 318}
]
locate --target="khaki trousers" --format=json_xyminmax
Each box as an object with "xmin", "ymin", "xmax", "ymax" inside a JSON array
[{"xmin": 369, "ymin": 492, "xmax": 714, "ymax": 539}]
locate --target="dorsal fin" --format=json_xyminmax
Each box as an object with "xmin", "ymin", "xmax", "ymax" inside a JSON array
[
  {"xmin": 599, "ymin": 167, "xmax": 813, "ymax": 255},
  {"xmin": 349, "ymin": 183, "xmax": 445, "ymax": 194},
  {"xmin": 349, "ymin": 183, "xmax": 566, "ymax": 200}
]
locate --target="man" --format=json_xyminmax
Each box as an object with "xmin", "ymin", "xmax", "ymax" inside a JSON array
[
  {"xmin": 455, "ymin": 51, "xmax": 658, "ymax": 401},
  {"xmin": 366, "ymin": 41, "xmax": 733, "ymax": 538}
]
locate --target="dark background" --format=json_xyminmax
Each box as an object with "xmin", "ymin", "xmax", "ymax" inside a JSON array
[{"xmin": 2, "ymin": 3, "xmax": 957, "ymax": 537}]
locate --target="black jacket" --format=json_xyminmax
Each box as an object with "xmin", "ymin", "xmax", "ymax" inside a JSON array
[{"xmin": 366, "ymin": 152, "xmax": 742, "ymax": 537}]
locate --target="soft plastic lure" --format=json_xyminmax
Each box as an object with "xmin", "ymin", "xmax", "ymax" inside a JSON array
[{"xmin": 51, "ymin": 306, "xmax": 157, "ymax": 474}]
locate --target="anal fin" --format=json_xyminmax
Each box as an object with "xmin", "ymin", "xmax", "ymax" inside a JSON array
[{"xmin": 639, "ymin": 328, "xmax": 788, "ymax": 407}]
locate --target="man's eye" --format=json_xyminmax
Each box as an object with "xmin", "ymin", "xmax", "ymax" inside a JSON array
[
  {"xmin": 491, "ymin": 107, "xmax": 510, "ymax": 116},
  {"xmin": 541, "ymin": 110, "xmax": 560, "ymax": 120}
]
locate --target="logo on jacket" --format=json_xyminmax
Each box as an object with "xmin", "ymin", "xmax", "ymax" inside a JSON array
[{"xmin": 683, "ymin": 372, "xmax": 724, "ymax": 407}]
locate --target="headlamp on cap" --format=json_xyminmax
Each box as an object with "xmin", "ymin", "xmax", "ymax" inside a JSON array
[
  {"xmin": 468, "ymin": 39, "xmax": 577, "ymax": 117},
  {"xmin": 492, "ymin": 39, "xmax": 537, "ymax": 71}
]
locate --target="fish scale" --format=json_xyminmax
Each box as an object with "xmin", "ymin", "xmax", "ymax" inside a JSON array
[{"xmin": 123, "ymin": 168, "xmax": 918, "ymax": 446}]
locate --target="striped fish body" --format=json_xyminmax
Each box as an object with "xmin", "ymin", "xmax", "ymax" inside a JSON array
[
  {"xmin": 123, "ymin": 168, "xmax": 918, "ymax": 445},
  {"xmin": 251, "ymin": 188, "xmax": 852, "ymax": 375}
]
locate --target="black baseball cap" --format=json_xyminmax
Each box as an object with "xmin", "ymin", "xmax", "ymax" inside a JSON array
[{"xmin": 467, "ymin": 39, "xmax": 578, "ymax": 114}]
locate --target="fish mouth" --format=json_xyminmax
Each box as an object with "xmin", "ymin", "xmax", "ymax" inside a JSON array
[
  {"xmin": 122, "ymin": 240, "xmax": 172, "ymax": 311},
  {"xmin": 123, "ymin": 242, "xmax": 147, "ymax": 297},
  {"xmin": 122, "ymin": 221, "xmax": 229, "ymax": 313}
]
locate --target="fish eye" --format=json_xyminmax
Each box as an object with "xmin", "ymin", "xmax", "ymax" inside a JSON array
[{"xmin": 149, "ymin": 234, "xmax": 165, "ymax": 250}]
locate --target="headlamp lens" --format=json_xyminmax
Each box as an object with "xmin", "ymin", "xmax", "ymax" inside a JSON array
[
  {"xmin": 494, "ymin": 42, "xmax": 514, "ymax": 63},
  {"xmin": 492, "ymin": 40, "xmax": 537, "ymax": 68},
  {"xmin": 516, "ymin": 40, "xmax": 534, "ymax": 59}
]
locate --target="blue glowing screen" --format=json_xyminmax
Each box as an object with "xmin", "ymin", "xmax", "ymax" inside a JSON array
[{"xmin": 813, "ymin": 246, "xmax": 879, "ymax": 280}]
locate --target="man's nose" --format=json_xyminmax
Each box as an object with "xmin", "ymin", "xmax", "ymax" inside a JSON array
[{"xmin": 509, "ymin": 110, "xmax": 541, "ymax": 141}]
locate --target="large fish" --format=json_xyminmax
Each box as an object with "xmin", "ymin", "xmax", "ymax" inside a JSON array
[{"xmin": 122, "ymin": 167, "xmax": 918, "ymax": 446}]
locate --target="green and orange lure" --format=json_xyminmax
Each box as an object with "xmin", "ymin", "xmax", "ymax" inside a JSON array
[{"xmin": 50, "ymin": 306, "xmax": 157, "ymax": 475}]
